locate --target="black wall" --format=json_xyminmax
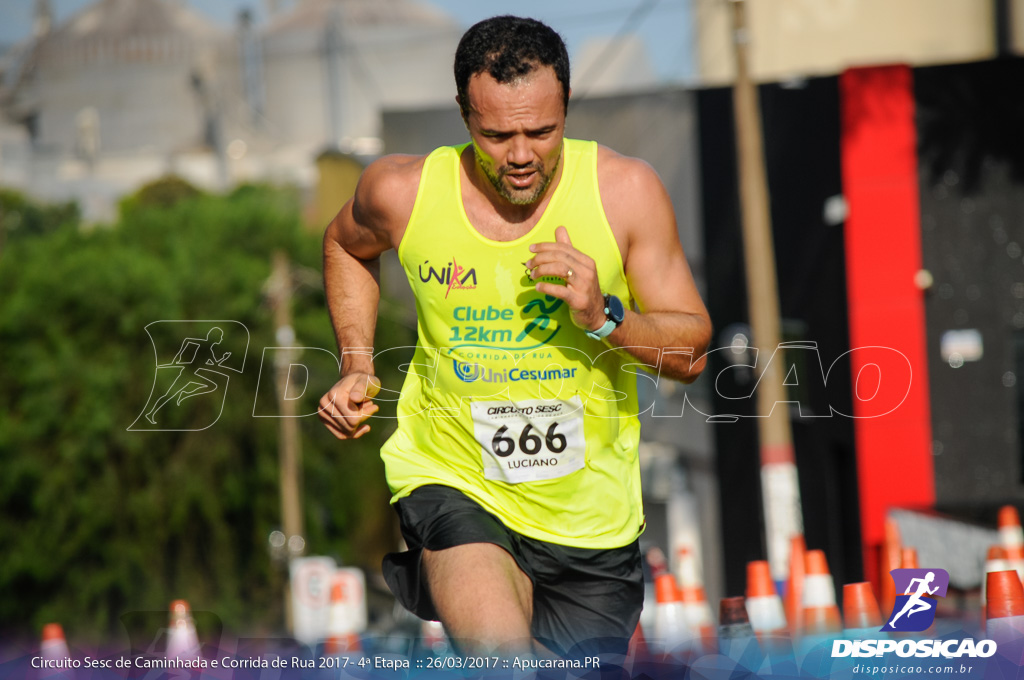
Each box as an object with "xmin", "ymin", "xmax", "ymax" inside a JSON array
[
  {"xmin": 698, "ymin": 76, "xmax": 860, "ymax": 595},
  {"xmin": 916, "ymin": 58, "xmax": 1024, "ymax": 518}
]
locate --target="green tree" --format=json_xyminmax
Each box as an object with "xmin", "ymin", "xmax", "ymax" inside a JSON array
[
  {"xmin": 0, "ymin": 185, "xmax": 413, "ymax": 643},
  {"xmin": 0, "ymin": 188, "xmax": 80, "ymax": 250}
]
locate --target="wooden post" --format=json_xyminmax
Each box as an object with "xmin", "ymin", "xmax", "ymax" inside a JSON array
[
  {"xmin": 729, "ymin": 0, "xmax": 804, "ymax": 581},
  {"xmin": 270, "ymin": 251, "xmax": 304, "ymax": 634}
]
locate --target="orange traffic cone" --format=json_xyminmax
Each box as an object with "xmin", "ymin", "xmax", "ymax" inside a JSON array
[
  {"xmin": 40, "ymin": 623, "xmax": 72, "ymax": 677},
  {"xmin": 999, "ymin": 506, "xmax": 1024, "ymax": 581},
  {"xmin": 985, "ymin": 569, "xmax": 1024, "ymax": 644},
  {"xmin": 324, "ymin": 580, "xmax": 362, "ymax": 655},
  {"xmin": 677, "ymin": 547, "xmax": 717, "ymax": 652},
  {"xmin": 652, "ymin": 571, "xmax": 688, "ymax": 655},
  {"xmin": 894, "ymin": 548, "xmax": 937, "ymax": 636},
  {"xmin": 843, "ymin": 582, "xmax": 883, "ymax": 636},
  {"xmin": 800, "ymin": 550, "xmax": 841, "ymax": 635},
  {"xmin": 41, "ymin": 623, "xmax": 70, "ymax": 658},
  {"xmin": 166, "ymin": 600, "xmax": 200, "ymax": 661},
  {"xmin": 982, "ymin": 546, "xmax": 1009, "ymax": 623},
  {"xmin": 784, "ymin": 535, "xmax": 806, "ymax": 634},
  {"xmin": 625, "ymin": 621, "xmax": 650, "ymax": 672},
  {"xmin": 746, "ymin": 560, "xmax": 787, "ymax": 639},
  {"xmin": 420, "ymin": 619, "xmax": 448, "ymax": 656},
  {"xmin": 879, "ymin": 518, "xmax": 902, "ymax": 620},
  {"xmin": 646, "ymin": 546, "xmax": 668, "ymax": 577}
]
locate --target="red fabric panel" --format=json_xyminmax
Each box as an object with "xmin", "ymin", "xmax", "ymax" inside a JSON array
[{"xmin": 839, "ymin": 65, "xmax": 935, "ymax": 582}]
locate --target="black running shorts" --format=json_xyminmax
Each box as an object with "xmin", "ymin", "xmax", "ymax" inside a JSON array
[{"xmin": 381, "ymin": 484, "xmax": 644, "ymax": 657}]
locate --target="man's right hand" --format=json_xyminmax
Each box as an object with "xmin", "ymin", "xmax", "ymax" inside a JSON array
[{"xmin": 318, "ymin": 373, "xmax": 381, "ymax": 439}]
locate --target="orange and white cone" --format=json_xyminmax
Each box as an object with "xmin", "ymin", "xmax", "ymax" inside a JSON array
[
  {"xmin": 166, "ymin": 600, "xmax": 200, "ymax": 661},
  {"xmin": 746, "ymin": 560, "xmax": 787, "ymax": 639},
  {"xmin": 784, "ymin": 535, "xmax": 806, "ymax": 634},
  {"xmin": 985, "ymin": 569, "xmax": 1024, "ymax": 645},
  {"xmin": 842, "ymin": 582, "xmax": 883, "ymax": 637},
  {"xmin": 999, "ymin": 506, "xmax": 1024, "ymax": 581},
  {"xmin": 880, "ymin": 518, "xmax": 902, "ymax": 619},
  {"xmin": 40, "ymin": 623, "xmax": 72, "ymax": 678},
  {"xmin": 625, "ymin": 621, "xmax": 650, "ymax": 673},
  {"xmin": 324, "ymin": 581, "xmax": 362, "ymax": 655},
  {"xmin": 420, "ymin": 619, "xmax": 448, "ymax": 655},
  {"xmin": 647, "ymin": 545, "xmax": 668, "ymax": 576},
  {"xmin": 652, "ymin": 571, "xmax": 689, "ymax": 655},
  {"xmin": 800, "ymin": 550, "xmax": 841, "ymax": 635},
  {"xmin": 982, "ymin": 545, "xmax": 1010, "ymax": 622},
  {"xmin": 896, "ymin": 547, "xmax": 938, "ymax": 635},
  {"xmin": 677, "ymin": 547, "xmax": 717, "ymax": 652}
]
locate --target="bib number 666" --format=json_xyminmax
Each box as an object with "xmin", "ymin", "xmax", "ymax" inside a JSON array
[{"xmin": 491, "ymin": 423, "xmax": 567, "ymax": 457}]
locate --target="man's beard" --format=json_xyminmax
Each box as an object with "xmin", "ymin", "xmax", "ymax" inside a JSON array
[{"xmin": 474, "ymin": 144, "xmax": 560, "ymax": 206}]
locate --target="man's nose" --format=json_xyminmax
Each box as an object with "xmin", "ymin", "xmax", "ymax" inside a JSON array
[{"xmin": 507, "ymin": 136, "xmax": 532, "ymax": 166}]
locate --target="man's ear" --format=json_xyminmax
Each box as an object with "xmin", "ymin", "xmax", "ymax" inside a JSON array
[{"xmin": 456, "ymin": 95, "xmax": 469, "ymax": 127}]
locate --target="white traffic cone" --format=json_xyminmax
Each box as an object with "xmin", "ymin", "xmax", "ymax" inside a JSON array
[
  {"xmin": 999, "ymin": 506, "xmax": 1024, "ymax": 581},
  {"xmin": 420, "ymin": 619, "xmax": 449, "ymax": 656},
  {"xmin": 746, "ymin": 560, "xmax": 787, "ymax": 639},
  {"xmin": 800, "ymin": 550, "xmax": 841, "ymax": 635},
  {"xmin": 166, "ymin": 600, "xmax": 200, "ymax": 661},
  {"xmin": 982, "ymin": 545, "xmax": 1010, "ymax": 623},
  {"xmin": 652, "ymin": 571, "xmax": 688, "ymax": 655},
  {"xmin": 676, "ymin": 547, "xmax": 716, "ymax": 653},
  {"xmin": 40, "ymin": 623, "xmax": 73, "ymax": 678},
  {"xmin": 324, "ymin": 579, "xmax": 362, "ymax": 655}
]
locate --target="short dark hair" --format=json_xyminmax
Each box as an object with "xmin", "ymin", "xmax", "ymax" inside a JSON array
[{"xmin": 454, "ymin": 15, "xmax": 570, "ymax": 120}]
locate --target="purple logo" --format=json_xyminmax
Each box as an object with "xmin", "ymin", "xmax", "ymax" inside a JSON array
[{"xmin": 881, "ymin": 568, "xmax": 950, "ymax": 632}]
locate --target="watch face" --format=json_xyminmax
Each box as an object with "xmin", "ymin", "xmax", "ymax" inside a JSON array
[{"xmin": 606, "ymin": 294, "xmax": 625, "ymax": 324}]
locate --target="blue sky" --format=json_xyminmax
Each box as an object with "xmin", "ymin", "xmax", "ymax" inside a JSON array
[{"xmin": 0, "ymin": 0, "xmax": 695, "ymax": 82}]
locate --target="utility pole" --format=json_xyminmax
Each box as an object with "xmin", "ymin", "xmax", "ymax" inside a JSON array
[
  {"xmin": 270, "ymin": 250, "xmax": 306, "ymax": 554},
  {"xmin": 994, "ymin": 0, "xmax": 1012, "ymax": 58},
  {"xmin": 268, "ymin": 250, "xmax": 305, "ymax": 635},
  {"xmin": 728, "ymin": 0, "xmax": 804, "ymax": 582}
]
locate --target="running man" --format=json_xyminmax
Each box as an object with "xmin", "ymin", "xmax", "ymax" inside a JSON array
[
  {"xmin": 889, "ymin": 571, "xmax": 939, "ymax": 627},
  {"xmin": 145, "ymin": 327, "xmax": 231, "ymax": 424},
  {"xmin": 318, "ymin": 16, "xmax": 711, "ymax": 657}
]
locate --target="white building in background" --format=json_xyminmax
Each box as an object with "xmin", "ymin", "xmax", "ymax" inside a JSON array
[
  {"xmin": 692, "ymin": 0, "xmax": 1024, "ymax": 85},
  {"xmin": 0, "ymin": 0, "xmax": 460, "ymax": 221},
  {"xmin": 261, "ymin": 0, "xmax": 458, "ymax": 154}
]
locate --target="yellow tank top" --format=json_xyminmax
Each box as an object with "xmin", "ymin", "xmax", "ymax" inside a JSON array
[{"xmin": 381, "ymin": 138, "xmax": 643, "ymax": 549}]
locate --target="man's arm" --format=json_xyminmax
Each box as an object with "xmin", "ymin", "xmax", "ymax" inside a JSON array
[
  {"xmin": 318, "ymin": 155, "xmax": 421, "ymax": 439},
  {"xmin": 529, "ymin": 149, "xmax": 711, "ymax": 383}
]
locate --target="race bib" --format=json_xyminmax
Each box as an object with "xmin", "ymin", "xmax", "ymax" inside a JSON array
[{"xmin": 471, "ymin": 396, "xmax": 586, "ymax": 484}]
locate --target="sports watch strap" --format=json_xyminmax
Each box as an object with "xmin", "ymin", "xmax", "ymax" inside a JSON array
[{"xmin": 585, "ymin": 294, "xmax": 624, "ymax": 341}]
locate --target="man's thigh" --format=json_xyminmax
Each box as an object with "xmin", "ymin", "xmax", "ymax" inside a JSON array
[
  {"xmin": 421, "ymin": 543, "xmax": 535, "ymax": 652},
  {"xmin": 384, "ymin": 485, "xmax": 642, "ymax": 654}
]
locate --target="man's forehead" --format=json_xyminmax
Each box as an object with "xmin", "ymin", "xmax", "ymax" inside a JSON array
[{"xmin": 466, "ymin": 66, "xmax": 562, "ymax": 100}]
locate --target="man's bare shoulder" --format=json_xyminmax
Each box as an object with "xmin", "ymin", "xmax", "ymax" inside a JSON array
[
  {"xmin": 354, "ymin": 153, "xmax": 427, "ymax": 229},
  {"xmin": 595, "ymin": 145, "xmax": 674, "ymax": 233},
  {"xmin": 596, "ymin": 144, "xmax": 665, "ymax": 190}
]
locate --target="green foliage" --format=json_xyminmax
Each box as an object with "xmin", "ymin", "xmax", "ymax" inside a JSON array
[
  {"xmin": 0, "ymin": 185, "xmax": 413, "ymax": 642},
  {"xmin": 123, "ymin": 175, "xmax": 203, "ymax": 212},
  {"xmin": 0, "ymin": 188, "xmax": 80, "ymax": 243}
]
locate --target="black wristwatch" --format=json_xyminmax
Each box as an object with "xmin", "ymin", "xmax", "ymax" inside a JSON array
[{"xmin": 585, "ymin": 294, "xmax": 625, "ymax": 340}]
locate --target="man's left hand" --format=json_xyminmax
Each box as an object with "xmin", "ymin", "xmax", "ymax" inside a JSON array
[{"xmin": 527, "ymin": 226, "xmax": 606, "ymax": 332}]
